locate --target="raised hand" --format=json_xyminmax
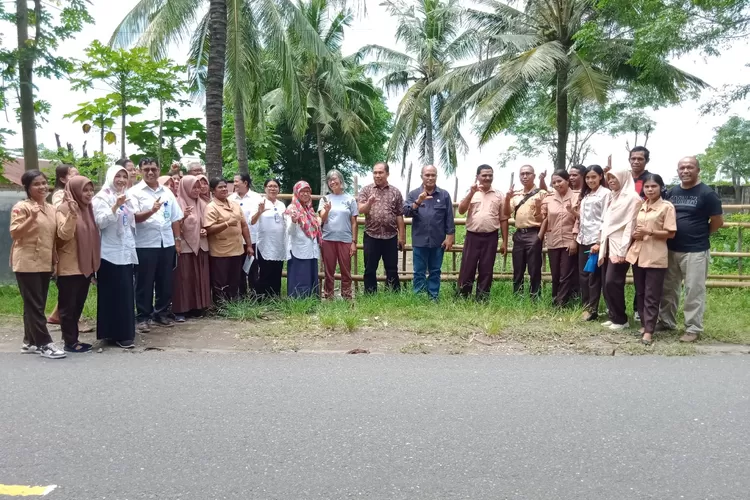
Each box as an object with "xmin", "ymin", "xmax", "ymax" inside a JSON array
[
  {"xmin": 64, "ymin": 191, "xmax": 78, "ymax": 215},
  {"xmin": 470, "ymin": 181, "xmax": 481, "ymax": 194},
  {"xmin": 152, "ymin": 197, "xmax": 163, "ymax": 213},
  {"xmin": 258, "ymin": 199, "xmax": 268, "ymax": 215},
  {"xmin": 323, "ymin": 199, "xmax": 332, "ymax": 213},
  {"xmin": 417, "ymin": 190, "xmax": 433, "ymax": 204},
  {"xmin": 534, "ymin": 192, "xmax": 547, "ymax": 212},
  {"xmin": 565, "ymin": 200, "xmax": 575, "ymax": 215},
  {"xmin": 30, "ymin": 204, "xmax": 41, "ymax": 218},
  {"xmin": 115, "ymin": 194, "xmax": 127, "ymax": 207},
  {"xmin": 184, "ymin": 205, "xmax": 194, "ymax": 217},
  {"xmin": 367, "ymin": 194, "xmax": 377, "ymax": 206},
  {"xmin": 506, "ymin": 183, "xmax": 515, "ymax": 198},
  {"xmin": 604, "ymin": 154, "xmax": 612, "ymax": 173}
]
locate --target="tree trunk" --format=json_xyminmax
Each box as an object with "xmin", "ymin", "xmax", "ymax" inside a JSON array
[
  {"xmin": 454, "ymin": 175, "xmax": 458, "ymax": 201},
  {"xmin": 205, "ymin": 0, "xmax": 228, "ymax": 179},
  {"xmin": 120, "ymin": 80, "xmax": 127, "ymax": 159},
  {"xmin": 555, "ymin": 65, "xmax": 569, "ymax": 172},
  {"xmin": 234, "ymin": 93, "xmax": 249, "ymax": 177},
  {"xmin": 158, "ymin": 100, "xmax": 164, "ymax": 170},
  {"xmin": 316, "ymin": 123, "xmax": 327, "ymax": 195},
  {"xmin": 99, "ymin": 126, "xmax": 104, "ymax": 154},
  {"xmin": 424, "ymin": 99, "xmax": 435, "ymax": 165},
  {"xmin": 17, "ymin": 0, "xmax": 39, "ymax": 171},
  {"xmin": 405, "ymin": 161, "xmax": 413, "ymax": 193}
]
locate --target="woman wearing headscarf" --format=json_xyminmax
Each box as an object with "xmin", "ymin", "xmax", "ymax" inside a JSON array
[
  {"xmin": 55, "ymin": 176, "xmax": 100, "ymax": 352},
  {"xmin": 203, "ymin": 178, "xmax": 254, "ymax": 303},
  {"xmin": 11, "ymin": 170, "xmax": 75, "ymax": 359},
  {"xmin": 286, "ymin": 181, "xmax": 321, "ymax": 298},
  {"xmin": 596, "ymin": 169, "xmax": 642, "ymax": 331},
  {"xmin": 93, "ymin": 165, "xmax": 138, "ymax": 348},
  {"xmin": 172, "ymin": 175, "xmax": 212, "ymax": 321},
  {"xmin": 196, "ymin": 174, "xmax": 211, "ymax": 203}
]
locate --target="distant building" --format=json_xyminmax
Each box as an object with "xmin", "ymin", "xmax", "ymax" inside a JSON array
[{"xmin": 1, "ymin": 158, "xmax": 54, "ymax": 186}]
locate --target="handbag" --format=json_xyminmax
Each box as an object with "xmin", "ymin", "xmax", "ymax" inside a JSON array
[{"xmin": 583, "ymin": 251, "xmax": 598, "ymax": 273}]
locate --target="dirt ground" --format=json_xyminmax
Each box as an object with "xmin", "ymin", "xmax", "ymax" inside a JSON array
[{"xmin": 0, "ymin": 316, "xmax": 747, "ymax": 356}]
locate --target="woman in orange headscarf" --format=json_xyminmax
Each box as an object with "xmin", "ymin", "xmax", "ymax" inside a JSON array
[
  {"xmin": 172, "ymin": 175, "xmax": 212, "ymax": 321},
  {"xmin": 55, "ymin": 176, "xmax": 100, "ymax": 352},
  {"xmin": 285, "ymin": 180, "xmax": 321, "ymax": 298}
]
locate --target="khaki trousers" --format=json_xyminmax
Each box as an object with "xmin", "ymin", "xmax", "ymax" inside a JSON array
[{"xmin": 658, "ymin": 250, "xmax": 709, "ymax": 334}]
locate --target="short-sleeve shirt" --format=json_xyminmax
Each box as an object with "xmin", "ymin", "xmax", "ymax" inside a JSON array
[
  {"xmin": 357, "ymin": 183, "xmax": 403, "ymax": 239},
  {"xmin": 626, "ymin": 199, "xmax": 677, "ymax": 268},
  {"xmin": 318, "ymin": 193, "xmax": 358, "ymax": 243},
  {"xmin": 464, "ymin": 188, "xmax": 507, "ymax": 234},
  {"xmin": 510, "ymin": 188, "xmax": 546, "ymax": 229},
  {"xmin": 128, "ymin": 181, "xmax": 183, "ymax": 248},
  {"xmin": 203, "ymin": 199, "xmax": 247, "ymax": 258},
  {"xmin": 664, "ymin": 183, "xmax": 722, "ymax": 252},
  {"xmin": 541, "ymin": 189, "xmax": 577, "ymax": 249}
]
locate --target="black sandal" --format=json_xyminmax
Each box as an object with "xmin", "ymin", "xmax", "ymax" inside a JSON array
[{"xmin": 64, "ymin": 342, "xmax": 93, "ymax": 353}]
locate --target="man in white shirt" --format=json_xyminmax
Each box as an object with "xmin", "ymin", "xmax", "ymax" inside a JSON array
[
  {"xmin": 129, "ymin": 158, "xmax": 184, "ymax": 331},
  {"xmin": 229, "ymin": 173, "xmax": 263, "ymax": 296}
]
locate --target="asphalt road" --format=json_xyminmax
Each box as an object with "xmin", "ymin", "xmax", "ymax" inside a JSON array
[{"xmin": 1, "ymin": 352, "xmax": 748, "ymax": 500}]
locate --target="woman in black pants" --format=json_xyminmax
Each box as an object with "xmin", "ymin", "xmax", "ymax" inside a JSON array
[{"xmin": 252, "ymin": 179, "xmax": 287, "ymax": 298}]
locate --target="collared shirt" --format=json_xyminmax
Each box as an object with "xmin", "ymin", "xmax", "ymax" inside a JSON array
[
  {"xmin": 626, "ymin": 199, "xmax": 677, "ymax": 268},
  {"xmin": 463, "ymin": 187, "xmax": 507, "ymax": 234},
  {"xmin": 93, "ymin": 192, "xmax": 138, "ymax": 266},
  {"xmin": 9, "ymin": 200, "xmax": 73, "ymax": 273},
  {"xmin": 128, "ymin": 181, "xmax": 183, "ymax": 248},
  {"xmin": 229, "ymin": 190, "xmax": 262, "ymax": 243},
  {"xmin": 55, "ymin": 210, "xmax": 82, "ymax": 276},
  {"xmin": 257, "ymin": 199, "xmax": 288, "ymax": 261},
  {"xmin": 404, "ymin": 186, "xmax": 455, "ymax": 247},
  {"xmin": 203, "ymin": 199, "xmax": 247, "ymax": 258},
  {"xmin": 357, "ymin": 183, "xmax": 403, "ymax": 239},
  {"xmin": 541, "ymin": 189, "xmax": 577, "ymax": 249},
  {"xmin": 576, "ymin": 187, "xmax": 610, "ymax": 245},
  {"xmin": 287, "ymin": 223, "xmax": 321, "ymax": 260},
  {"xmin": 510, "ymin": 188, "xmax": 546, "ymax": 228}
]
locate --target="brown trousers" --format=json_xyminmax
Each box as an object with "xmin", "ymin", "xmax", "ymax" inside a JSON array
[
  {"xmin": 512, "ymin": 229, "xmax": 542, "ymax": 298},
  {"xmin": 458, "ymin": 230, "xmax": 498, "ymax": 300},
  {"xmin": 57, "ymin": 274, "xmax": 91, "ymax": 346},
  {"xmin": 15, "ymin": 272, "xmax": 53, "ymax": 347},
  {"xmin": 603, "ymin": 259, "xmax": 630, "ymax": 325},
  {"xmin": 548, "ymin": 248, "xmax": 577, "ymax": 306},
  {"xmin": 578, "ymin": 244, "xmax": 602, "ymax": 314},
  {"xmin": 322, "ymin": 240, "xmax": 353, "ymax": 299},
  {"xmin": 633, "ymin": 265, "xmax": 667, "ymax": 333}
]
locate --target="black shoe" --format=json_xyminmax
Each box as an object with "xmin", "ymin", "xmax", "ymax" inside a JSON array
[{"xmin": 152, "ymin": 316, "xmax": 174, "ymax": 327}]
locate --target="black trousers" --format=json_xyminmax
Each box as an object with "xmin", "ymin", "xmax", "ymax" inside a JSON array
[
  {"xmin": 603, "ymin": 259, "xmax": 630, "ymax": 325},
  {"xmin": 548, "ymin": 248, "xmax": 577, "ymax": 307},
  {"xmin": 578, "ymin": 243, "xmax": 602, "ymax": 314},
  {"xmin": 512, "ymin": 229, "xmax": 542, "ymax": 298},
  {"xmin": 256, "ymin": 248, "xmax": 284, "ymax": 299},
  {"xmin": 363, "ymin": 233, "xmax": 400, "ymax": 293},
  {"xmin": 135, "ymin": 246, "xmax": 176, "ymax": 323},
  {"xmin": 57, "ymin": 274, "xmax": 91, "ymax": 346},
  {"xmin": 15, "ymin": 272, "xmax": 53, "ymax": 347},
  {"xmin": 239, "ymin": 243, "xmax": 259, "ymax": 298},
  {"xmin": 633, "ymin": 265, "xmax": 667, "ymax": 333}
]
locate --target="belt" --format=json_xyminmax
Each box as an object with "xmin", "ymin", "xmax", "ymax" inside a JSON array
[{"xmin": 516, "ymin": 227, "xmax": 539, "ymax": 234}]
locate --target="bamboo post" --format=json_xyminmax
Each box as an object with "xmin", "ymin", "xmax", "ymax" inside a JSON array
[{"xmin": 739, "ymin": 226, "xmax": 744, "ymax": 275}]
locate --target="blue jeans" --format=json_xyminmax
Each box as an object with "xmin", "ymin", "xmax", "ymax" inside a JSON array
[{"xmin": 413, "ymin": 247, "xmax": 444, "ymax": 299}]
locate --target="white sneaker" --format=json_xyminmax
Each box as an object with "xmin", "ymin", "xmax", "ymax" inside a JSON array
[
  {"xmin": 634, "ymin": 312, "xmax": 641, "ymax": 322},
  {"xmin": 21, "ymin": 343, "xmax": 39, "ymax": 354},
  {"xmin": 609, "ymin": 323, "xmax": 629, "ymax": 331},
  {"xmin": 39, "ymin": 343, "xmax": 66, "ymax": 359},
  {"xmin": 600, "ymin": 321, "xmax": 613, "ymax": 327}
]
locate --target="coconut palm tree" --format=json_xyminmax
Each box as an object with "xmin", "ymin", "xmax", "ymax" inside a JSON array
[
  {"xmin": 358, "ymin": 0, "xmax": 471, "ymax": 183},
  {"xmin": 434, "ymin": 0, "xmax": 707, "ymax": 171},
  {"xmin": 110, "ymin": 0, "xmax": 329, "ymax": 177},
  {"xmin": 265, "ymin": 0, "xmax": 381, "ymax": 194}
]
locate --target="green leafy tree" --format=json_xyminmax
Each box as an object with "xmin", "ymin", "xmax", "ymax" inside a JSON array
[
  {"xmin": 112, "ymin": 0, "xmax": 330, "ymax": 179},
  {"xmin": 0, "ymin": 0, "xmax": 93, "ymax": 170},
  {"xmin": 265, "ymin": 0, "xmax": 382, "ymax": 194},
  {"xmin": 69, "ymin": 41, "xmax": 185, "ymax": 159},
  {"xmin": 358, "ymin": 0, "xmax": 470, "ymax": 185},
  {"xmin": 435, "ymin": 0, "xmax": 708, "ymax": 171},
  {"xmin": 698, "ymin": 116, "xmax": 750, "ymax": 202},
  {"xmin": 64, "ymin": 97, "xmax": 118, "ymax": 153},
  {"xmin": 125, "ymin": 115, "xmax": 207, "ymax": 170}
]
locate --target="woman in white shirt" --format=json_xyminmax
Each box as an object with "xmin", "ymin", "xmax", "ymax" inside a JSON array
[
  {"xmin": 285, "ymin": 180, "xmax": 321, "ymax": 299},
  {"xmin": 575, "ymin": 165, "xmax": 609, "ymax": 321},
  {"xmin": 251, "ymin": 179, "xmax": 287, "ymax": 299},
  {"xmin": 92, "ymin": 165, "xmax": 138, "ymax": 348},
  {"xmin": 596, "ymin": 169, "xmax": 642, "ymax": 331}
]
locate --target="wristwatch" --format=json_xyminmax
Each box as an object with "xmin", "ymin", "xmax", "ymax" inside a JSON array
[{"xmin": 175, "ymin": 236, "xmax": 183, "ymax": 241}]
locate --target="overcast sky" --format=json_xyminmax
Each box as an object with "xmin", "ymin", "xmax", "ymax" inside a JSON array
[{"xmin": 2, "ymin": 0, "xmax": 750, "ymax": 193}]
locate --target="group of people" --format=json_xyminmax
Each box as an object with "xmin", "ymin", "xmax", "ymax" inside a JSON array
[{"xmin": 9, "ymin": 148, "xmax": 723, "ymax": 359}]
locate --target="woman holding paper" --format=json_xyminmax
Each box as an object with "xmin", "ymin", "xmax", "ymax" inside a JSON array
[
  {"xmin": 172, "ymin": 175, "xmax": 212, "ymax": 321},
  {"xmin": 203, "ymin": 178, "xmax": 253, "ymax": 303},
  {"xmin": 93, "ymin": 165, "xmax": 138, "ymax": 348}
]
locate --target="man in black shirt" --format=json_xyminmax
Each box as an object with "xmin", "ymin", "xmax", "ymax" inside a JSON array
[{"xmin": 658, "ymin": 156, "xmax": 723, "ymax": 342}]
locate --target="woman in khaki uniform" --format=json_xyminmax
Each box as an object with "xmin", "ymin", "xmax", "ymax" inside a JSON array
[
  {"xmin": 626, "ymin": 174, "xmax": 677, "ymax": 345},
  {"xmin": 9, "ymin": 170, "xmax": 75, "ymax": 359},
  {"xmin": 55, "ymin": 176, "xmax": 100, "ymax": 353}
]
